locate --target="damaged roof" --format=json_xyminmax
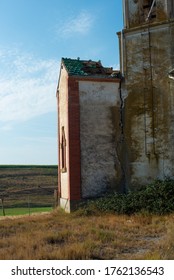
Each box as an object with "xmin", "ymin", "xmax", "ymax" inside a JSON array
[{"xmin": 61, "ymin": 57, "xmax": 121, "ymax": 78}]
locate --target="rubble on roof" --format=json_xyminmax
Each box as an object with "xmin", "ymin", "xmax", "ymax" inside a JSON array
[{"xmin": 62, "ymin": 57, "xmax": 120, "ymax": 78}]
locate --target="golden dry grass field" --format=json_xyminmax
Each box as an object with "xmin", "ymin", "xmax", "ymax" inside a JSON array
[
  {"xmin": 0, "ymin": 209, "xmax": 174, "ymax": 260},
  {"xmin": 0, "ymin": 166, "xmax": 174, "ymax": 260}
]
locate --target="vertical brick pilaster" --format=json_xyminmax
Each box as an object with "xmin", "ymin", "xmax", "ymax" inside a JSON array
[{"xmin": 68, "ymin": 77, "xmax": 81, "ymax": 201}]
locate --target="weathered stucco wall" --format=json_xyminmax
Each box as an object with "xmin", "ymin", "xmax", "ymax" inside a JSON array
[
  {"xmin": 120, "ymin": 19, "xmax": 174, "ymax": 188},
  {"xmin": 79, "ymin": 80, "xmax": 121, "ymax": 198},
  {"xmin": 124, "ymin": 0, "xmax": 172, "ymax": 28},
  {"xmin": 58, "ymin": 66, "xmax": 69, "ymax": 200}
]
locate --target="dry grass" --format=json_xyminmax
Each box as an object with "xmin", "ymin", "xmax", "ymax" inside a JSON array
[
  {"xmin": 1, "ymin": 166, "xmax": 173, "ymax": 260},
  {"xmin": 0, "ymin": 209, "xmax": 173, "ymax": 260}
]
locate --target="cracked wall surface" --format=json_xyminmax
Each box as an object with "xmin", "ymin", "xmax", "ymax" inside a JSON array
[{"xmin": 119, "ymin": 0, "xmax": 174, "ymax": 189}]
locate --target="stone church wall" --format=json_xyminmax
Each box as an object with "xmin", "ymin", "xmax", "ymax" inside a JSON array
[{"xmin": 120, "ymin": 20, "xmax": 174, "ymax": 189}]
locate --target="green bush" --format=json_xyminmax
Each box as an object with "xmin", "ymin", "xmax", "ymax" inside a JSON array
[{"xmin": 82, "ymin": 179, "xmax": 174, "ymax": 215}]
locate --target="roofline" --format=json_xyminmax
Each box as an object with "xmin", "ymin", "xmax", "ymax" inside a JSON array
[
  {"xmin": 68, "ymin": 75, "xmax": 121, "ymax": 83},
  {"xmin": 57, "ymin": 58, "xmax": 121, "ymax": 96},
  {"xmin": 56, "ymin": 58, "xmax": 68, "ymax": 97},
  {"xmin": 61, "ymin": 57, "xmax": 69, "ymax": 73}
]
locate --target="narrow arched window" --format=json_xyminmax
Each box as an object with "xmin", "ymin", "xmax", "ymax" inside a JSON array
[{"xmin": 61, "ymin": 126, "xmax": 67, "ymax": 172}]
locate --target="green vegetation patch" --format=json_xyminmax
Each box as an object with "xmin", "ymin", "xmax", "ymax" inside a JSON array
[
  {"xmin": 0, "ymin": 207, "xmax": 52, "ymax": 217},
  {"xmin": 81, "ymin": 179, "xmax": 174, "ymax": 215}
]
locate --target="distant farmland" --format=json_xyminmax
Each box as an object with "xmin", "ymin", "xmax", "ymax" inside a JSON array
[{"xmin": 0, "ymin": 165, "xmax": 58, "ymax": 215}]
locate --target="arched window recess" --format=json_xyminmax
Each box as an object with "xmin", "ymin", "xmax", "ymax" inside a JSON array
[{"xmin": 61, "ymin": 126, "xmax": 67, "ymax": 172}]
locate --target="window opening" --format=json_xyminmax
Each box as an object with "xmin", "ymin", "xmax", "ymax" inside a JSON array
[
  {"xmin": 143, "ymin": 0, "xmax": 156, "ymax": 21},
  {"xmin": 143, "ymin": 0, "xmax": 156, "ymax": 9}
]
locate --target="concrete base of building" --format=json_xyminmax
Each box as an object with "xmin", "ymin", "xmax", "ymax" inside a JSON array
[{"xmin": 59, "ymin": 198, "xmax": 80, "ymax": 213}]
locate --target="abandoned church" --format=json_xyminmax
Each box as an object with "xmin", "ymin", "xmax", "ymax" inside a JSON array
[{"xmin": 56, "ymin": 0, "xmax": 174, "ymax": 212}]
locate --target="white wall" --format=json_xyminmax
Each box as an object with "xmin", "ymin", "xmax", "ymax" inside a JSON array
[
  {"xmin": 58, "ymin": 66, "xmax": 69, "ymax": 199},
  {"xmin": 79, "ymin": 80, "xmax": 120, "ymax": 198}
]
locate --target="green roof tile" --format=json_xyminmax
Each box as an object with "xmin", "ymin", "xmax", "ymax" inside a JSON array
[
  {"xmin": 61, "ymin": 57, "xmax": 121, "ymax": 78},
  {"xmin": 62, "ymin": 58, "xmax": 86, "ymax": 76}
]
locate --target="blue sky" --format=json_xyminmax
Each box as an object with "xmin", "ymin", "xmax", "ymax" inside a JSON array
[{"xmin": 0, "ymin": 0, "xmax": 123, "ymax": 165}]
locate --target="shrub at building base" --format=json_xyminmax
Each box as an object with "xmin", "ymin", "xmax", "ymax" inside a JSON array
[{"xmin": 81, "ymin": 179, "xmax": 174, "ymax": 215}]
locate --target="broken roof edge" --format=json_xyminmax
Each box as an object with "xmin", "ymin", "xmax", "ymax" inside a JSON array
[{"xmin": 61, "ymin": 57, "xmax": 121, "ymax": 79}]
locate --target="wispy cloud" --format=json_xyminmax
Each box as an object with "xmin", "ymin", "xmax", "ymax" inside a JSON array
[
  {"xmin": 57, "ymin": 10, "xmax": 94, "ymax": 38},
  {"xmin": 0, "ymin": 47, "xmax": 59, "ymax": 123}
]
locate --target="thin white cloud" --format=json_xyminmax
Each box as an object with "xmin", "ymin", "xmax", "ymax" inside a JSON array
[
  {"xmin": 57, "ymin": 10, "xmax": 94, "ymax": 38},
  {"xmin": 0, "ymin": 47, "xmax": 59, "ymax": 123},
  {"xmin": 0, "ymin": 124, "xmax": 13, "ymax": 131},
  {"xmin": 113, "ymin": 63, "xmax": 120, "ymax": 70}
]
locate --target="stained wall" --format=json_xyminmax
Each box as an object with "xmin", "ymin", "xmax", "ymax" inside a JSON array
[
  {"xmin": 79, "ymin": 80, "xmax": 122, "ymax": 197},
  {"xmin": 119, "ymin": 0, "xmax": 174, "ymax": 189}
]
